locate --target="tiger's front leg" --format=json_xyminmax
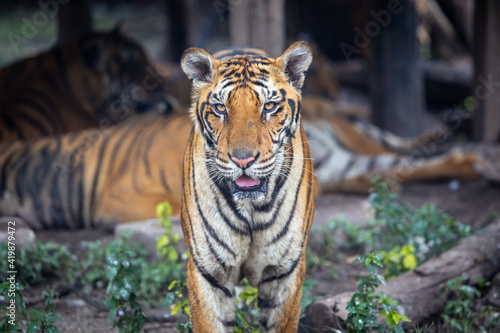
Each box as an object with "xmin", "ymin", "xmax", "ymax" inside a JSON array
[
  {"xmin": 185, "ymin": 258, "xmax": 236, "ymax": 332},
  {"xmin": 256, "ymin": 252, "xmax": 307, "ymax": 332}
]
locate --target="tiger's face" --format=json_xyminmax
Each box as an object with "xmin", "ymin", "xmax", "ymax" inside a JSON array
[
  {"xmin": 181, "ymin": 42, "xmax": 312, "ymax": 202},
  {"xmin": 81, "ymin": 29, "xmax": 169, "ymax": 122}
]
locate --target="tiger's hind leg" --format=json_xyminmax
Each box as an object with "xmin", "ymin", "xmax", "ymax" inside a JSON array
[{"xmin": 186, "ymin": 259, "xmax": 236, "ymax": 333}]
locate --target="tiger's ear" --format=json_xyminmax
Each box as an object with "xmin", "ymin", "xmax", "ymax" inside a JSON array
[
  {"xmin": 181, "ymin": 48, "xmax": 218, "ymax": 84},
  {"xmin": 277, "ymin": 41, "xmax": 313, "ymax": 90}
]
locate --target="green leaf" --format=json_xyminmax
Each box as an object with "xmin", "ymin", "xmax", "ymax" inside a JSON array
[
  {"xmin": 27, "ymin": 321, "xmax": 41, "ymax": 333},
  {"xmin": 172, "ymin": 303, "xmax": 182, "ymax": 315},
  {"xmin": 44, "ymin": 314, "xmax": 61, "ymax": 323},
  {"xmin": 352, "ymin": 256, "xmax": 364, "ymax": 264},
  {"xmin": 402, "ymin": 253, "xmax": 417, "ymax": 270},
  {"xmin": 29, "ymin": 308, "xmax": 44, "ymax": 321},
  {"xmin": 168, "ymin": 280, "xmax": 178, "ymax": 291},
  {"xmin": 164, "ymin": 292, "xmax": 175, "ymax": 308},
  {"xmin": 45, "ymin": 325, "xmax": 59, "ymax": 333}
]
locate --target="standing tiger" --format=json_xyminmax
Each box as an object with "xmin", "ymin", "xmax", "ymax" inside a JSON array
[
  {"xmin": 0, "ymin": 111, "xmax": 481, "ymax": 229},
  {"xmin": 179, "ymin": 42, "xmax": 315, "ymax": 332},
  {"xmin": 0, "ymin": 28, "xmax": 169, "ymax": 144}
]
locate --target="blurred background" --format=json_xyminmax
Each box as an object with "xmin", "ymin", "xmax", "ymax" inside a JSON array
[{"xmin": 1, "ymin": 0, "xmax": 499, "ymax": 142}]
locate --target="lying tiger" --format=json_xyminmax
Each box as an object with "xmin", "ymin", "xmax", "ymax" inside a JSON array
[
  {"xmin": 0, "ymin": 106, "xmax": 480, "ymax": 229},
  {"xmin": 0, "ymin": 27, "xmax": 170, "ymax": 144}
]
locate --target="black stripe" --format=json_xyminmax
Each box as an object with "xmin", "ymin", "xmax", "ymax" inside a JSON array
[
  {"xmin": 254, "ymin": 144, "xmax": 293, "ymax": 213},
  {"xmin": 257, "ymin": 297, "xmax": 280, "ymax": 308},
  {"xmin": 49, "ymin": 160, "xmax": 66, "ymax": 228},
  {"xmin": 193, "ymin": 167, "xmax": 236, "ymax": 258},
  {"xmin": 0, "ymin": 150, "xmax": 17, "ymax": 195},
  {"xmin": 13, "ymin": 149, "xmax": 32, "ymax": 204},
  {"xmin": 17, "ymin": 111, "xmax": 50, "ymax": 136},
  {"xmin": 252, "ymin": 196, "xmax": 284, "ymax": 231},
  {"xmin": 89, "ymin": 134, "xmax": 111, "ymax": 228},
  {"xmin": 214, "ymin": 195, "xmax": 250, "ymax": 236},
  {"xmin": 261, "ymin": 255, "xmax": 301, "ymax": 284},
  {"xmin": 159, "ymin": 168, "xmax": 171, "ymax": 193},
  {"xmin": 222, "ymin": 320, "xmax": 235, "ymax": 327},
  {"xmin": 191, "ymin": 254, "xmax": 233, "ymax": 297},
  {"xmin": 184, "ymin": 136, "xmax": 234, "ymax": 298},
  {"xmin": 1, "ymin": 115, "xmax": 25, "ymax": 140},
  {"xmin": 338, "ymin": 156, "xmax": 356, "ymax": 180},
  {"xmin": 184, "ymin": 200, "xmax": 233, "ymax": 298},
  {"xmin": 266, "ymin": 182, "xmax": 301, "ymax": 243},
  {"xmin": 75, "ymin": 160, "xmax": 86, "ymax": 228}
]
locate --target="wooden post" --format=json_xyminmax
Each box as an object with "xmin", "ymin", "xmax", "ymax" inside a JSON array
[
  {"xmin": 57, "ymin": 0, "xmax": 92, "ymax": 44},
  {"xmin": 229, "ymin": 0, "xmax": 285, "ymax": 57},
  {"xmin": 370, "ymin": 0, "xmax": 424, "ymax": 137},
  {"xmin": 165, "ymin": 0, "xmax": 188, "ymax": 62},
  {"xmin": 473, "ymin": 0, "xmax": 500, "ymax": 142}
]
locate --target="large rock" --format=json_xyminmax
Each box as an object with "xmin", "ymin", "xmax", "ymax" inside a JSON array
[{"xmin": 114, "ymin": 216, "xmax": 186, "ymax": 258}]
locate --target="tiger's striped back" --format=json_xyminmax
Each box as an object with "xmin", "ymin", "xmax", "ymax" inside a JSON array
[{"xmin": 0, "ymin": 113, "xmax": 190, "ymax": 229}]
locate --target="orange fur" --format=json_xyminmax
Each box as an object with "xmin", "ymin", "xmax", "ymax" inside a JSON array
[{"xmin": 180, "ymin": 43, "xmax": 315, "ymax": 332}]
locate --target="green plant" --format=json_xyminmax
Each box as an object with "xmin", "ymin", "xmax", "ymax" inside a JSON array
[
  {"xmin": 441, "ymin": 277, "xmax": 500, "ymax": 332},
  {"xmin": 26, "ymin": 289, "xmax": 61, "ymax": 333},
  {"xmin": 367, "ymin": 179, "xmax": 470, "ymax": 258},
  {"xmin": 412, "ymin": 323, "xmax": 434, "ymax": 333},
  {"xmin": 0, "ymin": 281, "xmax": 24, "ymax": 332},
  {"xmin": 156, "ymin": 201, "xmax": 182, "ymax": 262},
  {"xmin": 306, "ymin": 217, "xmax": 343, "ymax": 276},
  {"xmin": 345, "ymin": 253, "xmax": 410, "ymax": 333},
  {"xmin": 0, "ymin": 282, "xmax": 61, "ymax": 333},
  {"xmin": 104, "ymin": 234, "xmax": 146, "ymax": 333},
  {"xmin": 234, "ymin": 278, "xmax": 260, "ymax": 333},
  {"xmin": 79, "ymin": 239, "xmax": 109, "ymax": 291},
  {"xmin": 380, "ymin": 244, "xmax": 417, "ymax": 279},
  {"xmin": 338, "ymin": 179, "xmax": 470, "ymax": 279},
  {"xmin": 164, "ymin": 280, "xmax": 192, "ymax": 333},
  {"xmin": 0, "ymin": 241, "xmax": 77, "ymax": 285}
]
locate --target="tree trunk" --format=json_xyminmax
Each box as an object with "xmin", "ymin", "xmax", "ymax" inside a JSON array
[
  {"xmin": 472, "ymin": 0, "xmax": 500, "ymax": 142},
  {"xmin": 370, "ymin": 0, "xmax": 424, "ymax": 138},
  {"xmin": 229, "ymin": 0, "xmax": 285, "ymax": 57},
  {"xmin": 301, "ymin": 220, "xmax": 500, "ymax": 331}
]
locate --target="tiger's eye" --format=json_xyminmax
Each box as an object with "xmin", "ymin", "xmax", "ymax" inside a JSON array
[
  {"xmin": 215, "ymin": 104, "xmax": 226, "ymax": 113},
  {"xmin": 264, "ymin": 102, "xmax": 275, "ymax": 111}
]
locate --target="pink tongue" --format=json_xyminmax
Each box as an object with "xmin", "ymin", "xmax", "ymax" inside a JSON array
[{"xmin": 235, "ymin": 175, "xmax": 260, "ymax": 187}]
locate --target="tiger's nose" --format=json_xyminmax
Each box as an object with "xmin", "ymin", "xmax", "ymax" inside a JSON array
[
  {"xmin": 230, "ymin": 150, "xmax": 257, "ymax": 169},
  {"xmin": 231, "ymin": 156, "xmax": 255, "ymax": 169}
]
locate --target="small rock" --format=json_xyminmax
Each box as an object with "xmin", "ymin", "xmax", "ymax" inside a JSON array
[
  {"xmin": 0, "ymin": 217, "xmax": 36, "ymax": 247},
  {"xmin": 298, "ymin": 302, "xmax": 341, "ymax": 333},
  {"xmin": 448, "ymin": 179, "xmax": 460, "ymax": 191}
]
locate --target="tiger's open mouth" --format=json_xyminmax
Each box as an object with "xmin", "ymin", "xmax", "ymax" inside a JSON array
[{"xmin": 231, "ymin": 175, "xmax": 268, "ymax": 194}]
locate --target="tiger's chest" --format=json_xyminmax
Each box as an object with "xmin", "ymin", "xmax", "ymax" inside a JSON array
[{"xmin": 190, "ymin": 174, "xmax": 307, "ymax": 286}]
